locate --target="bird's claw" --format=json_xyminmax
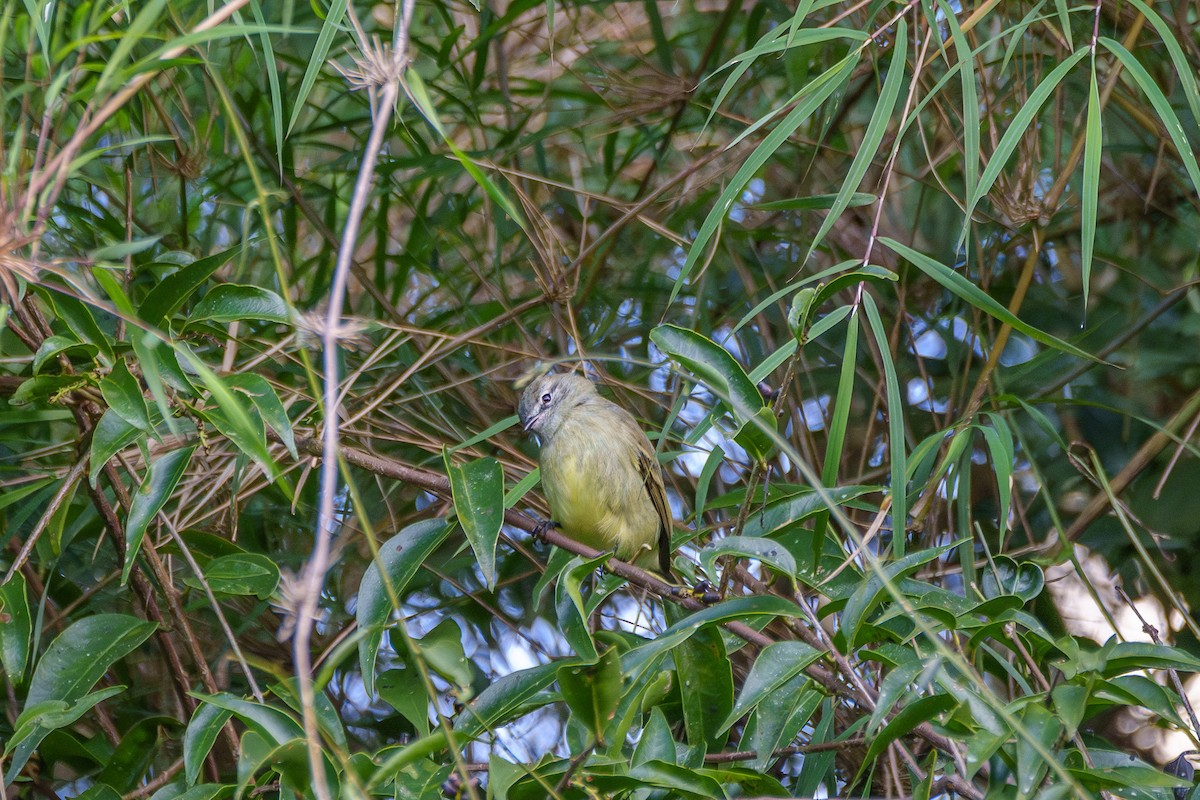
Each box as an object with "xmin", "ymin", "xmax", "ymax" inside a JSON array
[
  {"xmin": 671, "ymin": 579, "xmax": 721, "ymax": 605},
  {"xmin": 531, "ymin": 519, "xmax": 560, "ymax": 541}
]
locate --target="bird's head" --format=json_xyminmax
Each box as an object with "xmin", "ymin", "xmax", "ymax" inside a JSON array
[{"xmin": 517, "ymin": 372, "xmax": 596, "ymax": 435}]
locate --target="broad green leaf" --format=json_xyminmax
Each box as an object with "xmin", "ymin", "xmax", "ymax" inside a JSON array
[
  {"xmin": 189, "ymin": 693, "xmax": 302, "ymax": 746},
  {"xmin": 4, "ymin": 687, "xmax": 128, "ymax": 785},
  {"xmin": 979, "ymin": 556, "xmax": 1043, "ymax": 602},
  {"xmin": 97, "ymin": 715, "xmax": 173, "ymax": 792},
  {"xmin": 840, "ymin": 543, "xmax": 956, "ymax": 648},
  {"xmin": 444, "ymin": 454, "xmax": 504, "ymax": 590},
  {"xmin": 123, "ymin": 446, "xmax": 196, "ymax": 585},
  {"xmin": 650, "ymin": 324, "xmax": 774, "ymax": 459},
  {"xmin": 415, "ymin": 619, "xmax": 480, "ymax": 700},
  {"xmin": 628, "ymin": 760, "xmax": 726, "ymax": 797},
  {"xmin": 225, "ymin": 373, "xmax": 296, "ymax": 459},
  {"xmin": 195, "ymin": 553, "xmax": 280, "ymax": 598},
  {"xmin": 623, "ymin": 595, "xmax": 803, "ymax": 680},
  {"xmin": 740, "ymin": 485, "xmax": 879, "ymax": 539},
  {"xmin": 721, "ymin": 641, "xmax": 822, "ymax": 733},
  {"xmin": 453, "ymin": 661, "xmax": 564, "ymax": 738},
  {"xmin": 1015, "ymin": 704, "xmax": 1060, "ymax": 797},
  {"xmin": 183, "ymin": 703, "xmax": 233, "ymax": 786},
  {"xmin": 699, "ymin": 535, "xmax": 798, "ymax": 587},
  {"xmin": 750, "ymin": 676, "xmax": 822, "ymax": 772},
  {"xmin": 186, "ymin": 284, "xmax": 289, "ymax": 326},
  {"xmin": 26, "ymin": 614, "xmax": 157, "ymax": 707},
  {"xmin": 32, "ymin": 333, "xmax": 96, "ymax": 374},
  {"xmin": 356, "ymin": 519, "xmax": 451, "ymax": 696},
  {"xmin": 556, "ymin": 552, "xmax": 610, "ymax": 662},
  {"xmin": 379, "ymin": 667, "xmax": 431, "ymax": 737},
  {"xmin": 100, "ymin": 358, "xmax": 152, "ymax": 433},
  {"xmin": 0, "ymin": 572, "xmax": 32, "ymax": 681},
  {"xmin": 148, "ymin": 784, "xmax": 227, "ymax": 800},
  {"xmin": 557, "ymin": 647, "xmax": 622, "ymax": 746},
  {"xmin": 676, "ymin": 624, "xmax": 734, "ymax": 751},
  {"xmin": 860, "ymin": 694, "xmax": 956, "ymax": 771},
  {"xmin": 46, "ymin": 290, "xmax": 115, "ymax": 365},
  {"xmin": 185, "ymin": 358, "xmax": 280, "ymax": 482},
  {"xmin": 139, "ymin": 245, "xmax": 243, "ymax": 328}
]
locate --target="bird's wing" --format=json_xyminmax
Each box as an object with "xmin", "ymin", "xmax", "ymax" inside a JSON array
[{"xmin": 636, "ymin": 448, "xmax": 673, "ymax": 576}]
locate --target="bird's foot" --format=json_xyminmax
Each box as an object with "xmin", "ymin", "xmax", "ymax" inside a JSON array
[
  {"xmin": 531, "ymin": 519, "xmax": 561, "ymax": 542},
  {"xmin": 671, "ymin": 579, "xmax": 721, "ymax": 605}
]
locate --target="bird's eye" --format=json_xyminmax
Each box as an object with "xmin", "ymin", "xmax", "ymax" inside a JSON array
[{"xmin": 541, "ymin": 393, "xmax": 552, "ymax": 404}]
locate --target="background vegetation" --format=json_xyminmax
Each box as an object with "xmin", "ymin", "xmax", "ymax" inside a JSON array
[{"xmin": 3, "ymin": 0, "xmax": 1200, "ymax": 798}]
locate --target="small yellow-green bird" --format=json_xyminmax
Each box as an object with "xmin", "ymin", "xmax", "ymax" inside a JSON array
[{"xmin": 518, "ymin": 372, "xmax": 673, "ymax": 576}]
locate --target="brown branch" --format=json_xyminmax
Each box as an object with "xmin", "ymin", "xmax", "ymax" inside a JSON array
[{"xmin": 291, "ymin": 434, "xmax": 979, "ymax": 792}]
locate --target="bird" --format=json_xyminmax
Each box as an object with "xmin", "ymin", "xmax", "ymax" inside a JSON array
[{"xmin": 517, "ymin": 371, "xmax": 673, "ymax": 576}]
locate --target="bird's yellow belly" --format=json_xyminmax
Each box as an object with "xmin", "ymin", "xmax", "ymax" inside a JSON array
[{"xmin": 541, "ymin": 435, "xmax": 658, "ymax": 561}]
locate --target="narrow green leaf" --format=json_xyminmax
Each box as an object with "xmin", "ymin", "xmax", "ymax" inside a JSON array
[
  {"xmin": 753, "ymin": 192, "xmax": 875, "ymax": 211},
  {"xmin": 1100, "ymin": 37, "xmax": 1200, "ymax": 198},
  {"xmin": 694, "ymin": 444, "xmax": 724, "ymax": 518},
  {"xmin": 286, "ymin": 0, "xmax": 347, "ymax": 136},
  {"xmin": 979, "ymin": 414, "xmax": 1015, "ymax": 538},
  {"xmin": 443, "ymin": 454, "xmax": 504, "ymax": 590},
  {"xmin": 1081, "ymin": 61, "xmax": 1101, "ymax": 310},
  {"xmin": 880, "ymin": 237, "xmax": 1104, "ymax": 363},
  {"xmin": 403, "ymin": 68, "xmax": 528, "ymax": 231},
  {"xmin": 807, "ymin": 18, "xmax": 907, "ymax": 259},
  {"xmin": 960, "ymin": 47, "xmax": 1089, "ymax": 244},
  {"xmin": 1123, "ymin": 0, "xmax": 1200, "ymax": 132},
  {"xmin": 676, "ymin": 52, "xmax": 859, "ymax": 304},
  {"xmin": 123, "ymin": 447, "xmax": 195, "ymax": 587},
  {"xmin": 92, "ymin": 236, "xmax": 162, "ymax": 262},
  {"xmin": 861, "ymin": 293, "xmax": 906, "ymax": 555},
  {"xmin": 937, "ymin": 0, "xmax": 979, "ymax": 200}
]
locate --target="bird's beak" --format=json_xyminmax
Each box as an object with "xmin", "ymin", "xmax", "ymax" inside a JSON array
[{"xmin": 520, "ymin": 411, "xmax": 540, "ymax": 432}]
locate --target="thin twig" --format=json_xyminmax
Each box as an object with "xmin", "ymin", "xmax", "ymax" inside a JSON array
[{"xmin": 298, "ymin": 2, "xmax": 417, "ymax": 797}]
